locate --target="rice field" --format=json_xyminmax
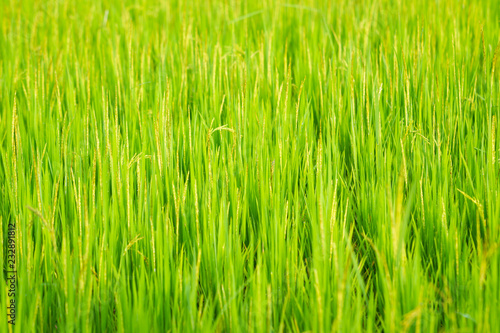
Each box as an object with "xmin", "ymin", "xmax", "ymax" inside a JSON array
[{"xmin": 1, "ymin": 0, "xmax": 500, "ymax": 331}]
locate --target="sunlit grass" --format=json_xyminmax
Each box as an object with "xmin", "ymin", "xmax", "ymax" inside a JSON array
[{"xmin": 1, "ymin": 0, "xmax": 499, "ymax": 331}]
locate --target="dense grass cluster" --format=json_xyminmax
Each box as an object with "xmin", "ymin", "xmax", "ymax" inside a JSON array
[{"xmin": 1, "ymin": 0, "xmax": 500, "ymax": 331}]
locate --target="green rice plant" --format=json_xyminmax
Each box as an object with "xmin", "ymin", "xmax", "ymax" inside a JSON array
[{"xmin": 0, "ymin": 0, "xmax": 499, "ymax": 331}]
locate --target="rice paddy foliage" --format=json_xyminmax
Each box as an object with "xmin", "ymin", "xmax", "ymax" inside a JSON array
[{"xmin": 1, "ymin": 0, "xmax": 500, "ymax": 331}]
